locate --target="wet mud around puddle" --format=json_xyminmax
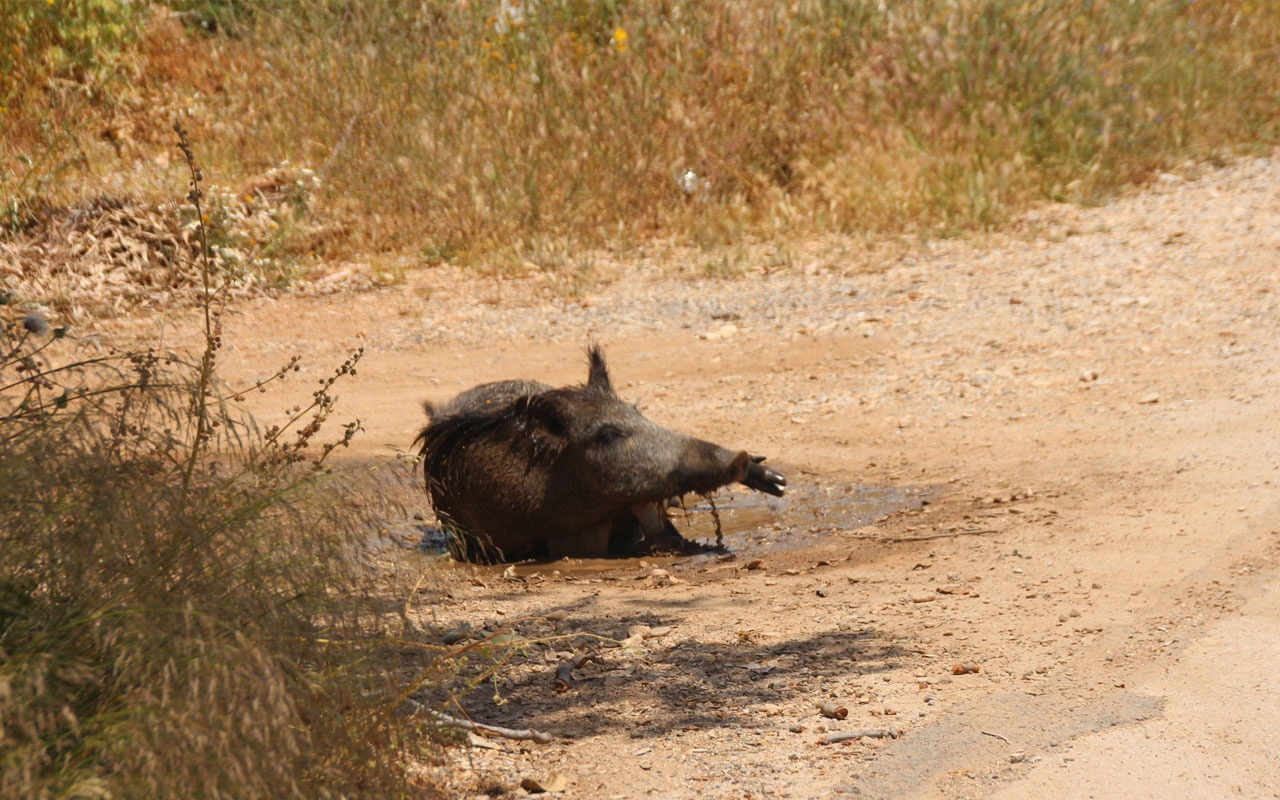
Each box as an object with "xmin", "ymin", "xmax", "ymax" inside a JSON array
[
  {"xmin": 344, "ymin": 458, "xmax": 934, "ymax": 574},
  {"xmin": 430, "ymin": 482, "xmax": 929, "ymax": 577}
]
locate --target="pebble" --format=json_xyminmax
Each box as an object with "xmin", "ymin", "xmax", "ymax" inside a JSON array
[{"xmin": 819, "ymin": 702, "xmax": 849, "ymax": 720}]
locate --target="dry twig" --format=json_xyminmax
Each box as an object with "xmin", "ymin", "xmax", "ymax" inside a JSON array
[
  {"xmin": 553, "ymin": 649, "xmax": 605, "ymax": 692},
  {"xmin": 848, "ymin": 528, "xmax": 1000, "ymax": 544},
  {"xmin": 417, "ymin": 706, "xmax": 554, "ymax": 744},
  {"xmin": 821, "ymin": 727, "xmax": 903, "ymax": 744}
]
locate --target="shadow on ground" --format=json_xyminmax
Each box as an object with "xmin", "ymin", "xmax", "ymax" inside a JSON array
[{"xmin": 425, "ymin": 596, "xmax": 909, "ymax": 741}]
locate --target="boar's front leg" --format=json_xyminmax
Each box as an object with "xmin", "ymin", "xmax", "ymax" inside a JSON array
[{"xmin": 631, "ymin": 501, "xmax": 685, "ymax": 552}]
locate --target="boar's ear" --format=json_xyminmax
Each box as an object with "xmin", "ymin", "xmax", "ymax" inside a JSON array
[
  {"xmin": 515, "ymin": 393, "xmax": 568, "ymax": 439},
  {"xmin": 514, "ymin": 394, "xmax": 571, "ymax": 463},
  {"xmin": 586, "ymin": 345, "xmax": 613, "ymax": 393}
]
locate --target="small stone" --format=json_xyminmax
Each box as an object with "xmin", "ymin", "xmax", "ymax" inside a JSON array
[
  {"xmin": 1009, "ymin": 751, "xmax": 1026, "ymax": 763},
  {"xmin": 819, "ymin": 702, "xmax": 849, "ymax": 720},
  {"xmin": 1138, "ymin": 393, "xmax": 1160, "ymax": 404}
]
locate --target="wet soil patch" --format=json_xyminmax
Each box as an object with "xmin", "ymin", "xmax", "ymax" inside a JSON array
[{"xmin": 335, "ymin": 458, "xmax": 936, "ymax": 574}]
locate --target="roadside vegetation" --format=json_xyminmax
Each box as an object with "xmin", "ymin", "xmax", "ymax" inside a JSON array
[
  {"xmin": 3, "ymin": 0, "xmax": 1278, "ymax": 284},
  {"xmin": 0, "ymin": 125, "xmax": 445, "ymax": 799}
]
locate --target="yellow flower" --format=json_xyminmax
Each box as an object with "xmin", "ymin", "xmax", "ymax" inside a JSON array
[{"xmin": 613, "ymin": 27, "xmax": 628, "ymax": 51}]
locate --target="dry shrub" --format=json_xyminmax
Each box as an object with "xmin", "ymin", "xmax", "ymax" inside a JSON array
[
  {"xmin": 0, "ymin": 130, "xmax": 442, "ymax": 799},
  {"xmin": 0, "ymin": 347, "xmax": 425, "ymax": 798}
]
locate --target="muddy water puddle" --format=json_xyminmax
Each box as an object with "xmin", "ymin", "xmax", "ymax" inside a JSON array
[
  {"xmin": 345, "ymin": 459, "xmax": 934, "ymax": 575},
  {"xmin": 675, "ymin": 482, "xmax": 929, "ymax": 553},
  {"xmin": 441, "ymin": 480, "xmax": 933, "ymax": 578}
]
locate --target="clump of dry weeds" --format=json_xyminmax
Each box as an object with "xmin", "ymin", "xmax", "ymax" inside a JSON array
[
  {"xmin": 0, "ymin": 124, "xmax": 443, "ymax": 800},
  {"xmin": 4, "ymin": 1, "xmax": 1280, "ymax": 283}
]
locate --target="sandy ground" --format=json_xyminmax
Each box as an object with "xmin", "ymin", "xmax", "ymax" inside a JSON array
[{"xmin": 108, "ymin": 157, "xmax": 1280, "ymax": 799}]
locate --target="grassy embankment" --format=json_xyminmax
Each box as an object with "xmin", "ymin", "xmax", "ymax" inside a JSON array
[{"xmin": 3, "ymin": 0, "xmax": 1277, "ymax": 286}]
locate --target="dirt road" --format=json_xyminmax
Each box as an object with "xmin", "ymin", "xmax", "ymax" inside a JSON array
[{"xmin": 117, "ymin": 157, "xmax": 1280, "ymax": 798}]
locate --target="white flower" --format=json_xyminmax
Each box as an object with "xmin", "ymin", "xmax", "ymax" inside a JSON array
[{"xmin": 678, "ymin": 168, "xmax": 710, "ymax": 196}]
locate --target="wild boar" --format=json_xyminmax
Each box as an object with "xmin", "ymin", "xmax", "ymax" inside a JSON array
[{"xmin": 416, "ymin": 346, "xmax": 785, "ymax": 562}]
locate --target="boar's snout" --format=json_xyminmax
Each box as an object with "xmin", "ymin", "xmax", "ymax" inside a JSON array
[
  {"xmin": 671, "ymin": 443, "xmax": 785, "ymax": 498},
  {"xmin": 744, "ymin": 455, "xmax": 787, "ymax": 497}
]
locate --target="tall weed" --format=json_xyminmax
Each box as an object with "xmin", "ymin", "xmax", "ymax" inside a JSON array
[{"xmin": 0, "ymin": 126, "xmax": 434, "ymax": 799}]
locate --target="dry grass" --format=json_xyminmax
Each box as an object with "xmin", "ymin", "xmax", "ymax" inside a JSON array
[
  {"xmin": 0, "ymin": 129, "xmax": 447, "ymax": 799},
  {"xmin": 4, "ymin": 1, "xmax": 1278, "ymax": 282}
]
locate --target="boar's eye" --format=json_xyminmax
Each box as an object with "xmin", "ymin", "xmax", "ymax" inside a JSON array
[{"xmin": 593, "ymin": 424, "xmax": 627, "ymax": 446}]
